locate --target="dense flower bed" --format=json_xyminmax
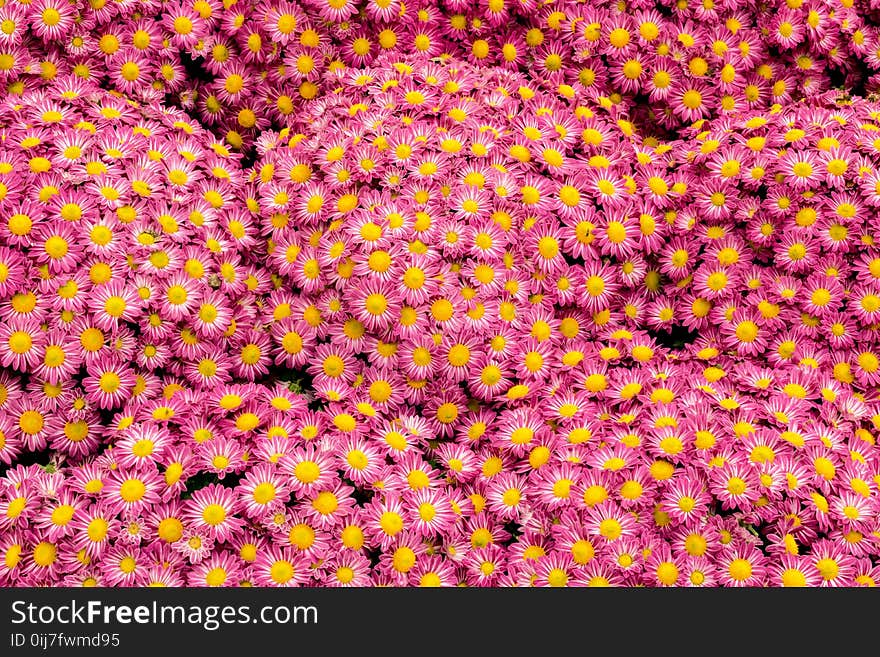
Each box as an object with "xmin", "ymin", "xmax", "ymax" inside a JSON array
[{"xmin": 0, "ymin": 1, "xmax": 878, "ymax": 587}]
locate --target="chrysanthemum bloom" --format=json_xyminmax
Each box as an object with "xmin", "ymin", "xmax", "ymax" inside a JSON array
[
  {"xmin": 237, "ymin": 464, "xmax": 289, "ymax": 519},
  {"xmin": 188, "ymin": 551, "xmax": 241, "ymax": 588},
  {"xmin": 0, "ymin": 319, "xmax": 45, "ymax": 372},
  {"xmin": 69, "ymin": 504, "xmax": 117, "ymax": 560},
  {"xmin": 716, "ymin": 546, "xmax": 769, "ymax": 588},
  {"xmin": 808, "ymin": 539, "xmax": 858, "ymax": 587},
  {"xmin": 302, "ymin": 482, "xmax": 356, "ymax": 530},
  {"xmin": 769, "ymin": 554, "xmax": 822, "ymax": 587},
  {"xmin": 253, "ymin": 546, "xmax": 311, "ymax": 587},
  {"xmin": 114, "ymin": 424, "xmax": 171, "ymax": 471},
  {"xmin": 173, "ymin": 530, "xmax": 214, "ymax": 565},
  {"xmin": 83, "ymin": 360, "xmax": 136, "ymax": 410},
  {"xmin": 184, "ymin": 484, "xmax": 245, "ymax": 543}
]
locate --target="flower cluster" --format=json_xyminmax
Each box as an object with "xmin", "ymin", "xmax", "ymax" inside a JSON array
[
  {"xmin": 4, "ymin": 1, "xmax": 880, "ymax": 151},
  {"xmin": 247, "ymin": 56, "xmax": 880, "ymax": 586},
  {"xmin": 1, "ymin": 1, "xmax": 879, "ymax": 587}
]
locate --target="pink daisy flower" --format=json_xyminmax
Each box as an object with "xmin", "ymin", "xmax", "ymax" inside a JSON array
[
  {"xmin": 83, "ymin": 360, "xmax": 136, "ymax": 410},
  {"xmin": 29, "ymin": 0, "xmax": 76, "ymax": 42},
  {"xmin": 253, "ymin": 546, "xmax": 311, "ymax": 587},
  {"xmin": 0, "ymin": 319, "xmax": 45, "ymax": 372},
  {"xmin": 184, "ymin": 483, "xmax": 244, "ymax": 543},
  {"xmin": 237, "ymin": 464, "xmax": 289, "ymax": 519}
]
